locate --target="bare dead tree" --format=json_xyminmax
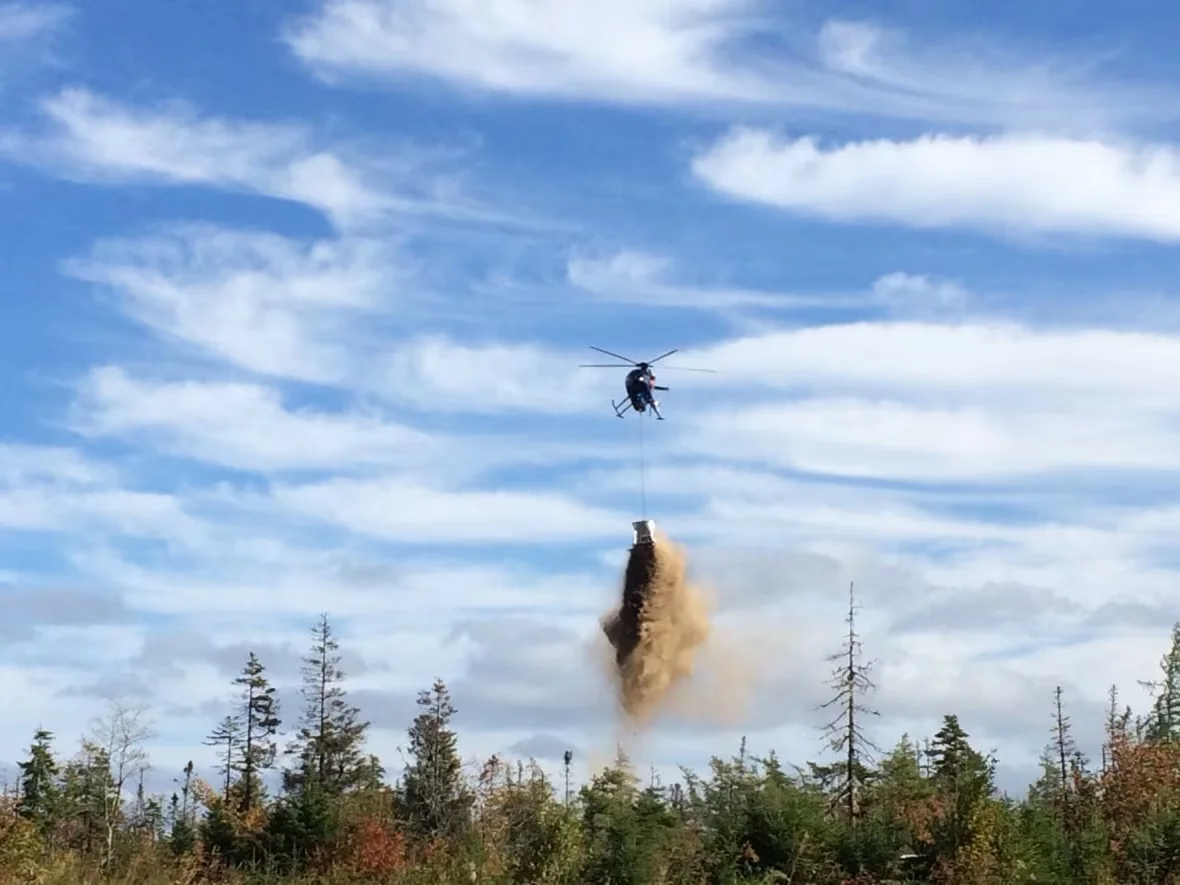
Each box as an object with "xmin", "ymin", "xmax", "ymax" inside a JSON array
[
  {"xmin": 88, "ymin": 697, "xmax": 155, "ymax": 871},
  {"xmin": 817, "ymin": 581, "xmax": 881, "ymax": 826}
]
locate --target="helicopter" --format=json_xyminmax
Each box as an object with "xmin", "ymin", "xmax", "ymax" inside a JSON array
[{"xmin": 579, "ymin": 346, "xmax": 715, "ymax": 419}]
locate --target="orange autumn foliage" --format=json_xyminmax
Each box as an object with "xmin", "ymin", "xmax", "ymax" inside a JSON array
[
  {"xmin": 1100, "ymin": 733, "xmax": 1180, "ymax": 872},
  {"xmin": 341, "ymin": 817, "xmax": 408, "ymax": 878}
]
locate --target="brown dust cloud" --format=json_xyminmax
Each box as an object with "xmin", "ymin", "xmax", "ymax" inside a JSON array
[{"xmin": 600, "ymin": 527, "xmax": 745, "ymax": 729}]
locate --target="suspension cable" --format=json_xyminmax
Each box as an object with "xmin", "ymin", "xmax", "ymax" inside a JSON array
[{"xmin": 639, "ymin": 409, "xmax": 647, "ymax": 518}]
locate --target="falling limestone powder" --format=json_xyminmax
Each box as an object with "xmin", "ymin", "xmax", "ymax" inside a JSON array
[{"xmin": 600, "ymin": 527, "xmax": 711, "ymax": 726}]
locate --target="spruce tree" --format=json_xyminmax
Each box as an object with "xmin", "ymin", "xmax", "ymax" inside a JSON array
[
  {"xmin": 1057, "ymin": 688, "xmax": 1089, "ymax": 788},
  {"xmin": 59, "ymin": 741, "xmax": 114, "ymax": 858},
  {"xmin": 927, "ymin": 714, "xmax": 995, "ymax": 867},
  {"xmin": 400, "ymin": 678, "xmax": 472, "ymax": 839},
  {"xmin": 871, "ymin": 734, "xmax": 931, "ymax": 813},
  {"xmin": 1141, "ymin": 622, "xmax": 1180, "ymax": 742},
  {"xmin": 233, "ymin": 653, "xmax": 281, "ymax": 811},
  {"xmin": 168, "ymin": 761, "xmax": 197, "ymax": 856},
  {"xmin": 283, "ymin": 614, "xmax": 382, "ymax": 797},
  {"xmin": 204, "ymin": 716, "xmax": 242, "ymax": 801},
  {"xmin": 17, "ymin": 727, "xmax": 59, "ymax": 841}
]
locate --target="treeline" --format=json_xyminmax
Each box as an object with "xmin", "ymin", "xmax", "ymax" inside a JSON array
[{"xmin": 5, "ymin": 609, "xmax": 1180, "ymax": 884}]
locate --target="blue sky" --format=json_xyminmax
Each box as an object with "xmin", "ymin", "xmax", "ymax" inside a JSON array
[{"xmin": 3, "ymin": 0, "xmax": 1180, "ymax": 794}]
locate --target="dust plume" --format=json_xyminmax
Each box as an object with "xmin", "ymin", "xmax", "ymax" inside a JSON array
[{"xmin": 600, "ymin": 530, "xmax": 712, "ymax": 726}]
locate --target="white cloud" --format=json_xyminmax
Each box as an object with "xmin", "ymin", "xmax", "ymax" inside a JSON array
[
  {"xmin": 692, "ymin": 127, "xmax": 1180, "ymax": 241},
  {"xmin": 63, "ymin": 226, "xmax": 612, "ymax": 415},
  {"xmin": 678, "ymin": 320, "xmax": 1180, "ymax": 409},
  {"xmin": 374, "ymin": 334, "xmax": 603, "ymax": 414},
  {"xmin": 0, "ymin": 88, "xmax": 386, "ymax": 226},
  {"xmin": 0, "ymin": 443, "xmax": 201, "ymax": 542},
  {"xmin": 65, "ymin": 224, "xmax": 397, "ymax": 383},
  {"xmin": 283, "ymin": 2, "xmax": 1173, "ymax": 129},
  {"xmin": 0, "ymin": 88, "xmax": 497, "ymax": 228},
  {"xmin": 0, "ymin": 442, "xmax": 110, "ymax": 486},
  {"xmin": 271, "ymin": 475, "xmax": 625, "ymax": 543},
  {"xmin": 72, "ymin": 366, "xmax": 437, "ymax": 473},
  {"xmin": 0, "ymin": 2, "xmax": 70, "ymax": 88},
  {"xmin": 649, "ymin": 319, "xmax": 1180, "ymax": 486},
  {"xmin": 812, "ymin": 19, "xmax": 1154, "ymax": 131},
  {"xmin": 0, "ymin": 1, "xmax": 69, "ymax": 42},
  {"xmin": 78, "ymin": 543, "xmax": 611, "ymax": 623},
  {"xmin": 70, "ymin": 365, "xmax": 625, "ymax": 478},
  {"xmin": 680, "ymin": 397, "xmax": 1180, "ymax": 482},
  {"xmin": 0, "ymin": 487, "xmax": 197, "ymax": 540},
  {"xmin": 567, "ymin": 250, "xmax": 863, "ymax": 312},
  {"xmin": 870, "ymin": 272, "xmax": 968, "ymax": 314},
  {"xmin": 283, "ymin": 0, "xmax": 772, "ymax": 105}
]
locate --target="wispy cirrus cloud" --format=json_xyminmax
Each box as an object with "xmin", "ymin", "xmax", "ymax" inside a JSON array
[
  {"xmin": 692, "ymin": 127, "xmax": 1180, "ymax": 241},
  {"xmin": 69, "ymin": 365, "xmax": 628, "ymax": 478},
  {"xmin": 0, "ymin": 1, "xmax": 70, "ymax": 42},
  {"xmin": 64, "ymin": 224, "xmax": 401, "ymax": 383},
  {"xmin": 1, "ymin": 88, "xmax": 389, "ymax": 226},
  {"xmin": 283, "ymin": 0, "xmax": 773, "ymax": 105},
  {"xmin": 680, "ymin": 397, "xmax": 1180, "ymax": 483},
  {"xmin": 677, "ymin": 320, "xmax": 1180, "ymax": 408},
  {"xmin": 565, "ymin": 251, "xmax": 968, "ymax": 320},
  {"xmin": 0, "ymin": 442, "xmax": 201, "ymax": 542},
  {"xmin": 63, "ymin": 225, "xmax": 611, "ymax": 414},
  {"xmin": 70, "ymin": 366, "xmax": 437, "ymax": 474},
  {"xmin": 0, "ymin": 87, "xmax": 505, "ymax": 228},
  {"xmin": 566, "ymin": 250, "xmax": 863, "ymax": 313},
  {"xmin": 0, "ymin": 1, "xmax": 71, "ymax": 85},
  {"xmin": 282, "ymin": 1, "xmax": 1176, "ymax": 129},
  {"xmin": 270, "ymin": 474, "xmax": 625, "ymax": 544},
  {"xmin": 811, "ymin": 19, "xmax": 1153, "ymax": 130}
]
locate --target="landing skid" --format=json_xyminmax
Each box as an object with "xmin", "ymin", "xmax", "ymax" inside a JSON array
[{"xmin": 611, "ymin": 398, "xmax": 663, "ymax": 420}]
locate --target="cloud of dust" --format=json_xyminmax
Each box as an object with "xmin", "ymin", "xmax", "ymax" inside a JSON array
[{"xmin": 600, "ymin": 530, "xmax": 740, "ymax": 728}]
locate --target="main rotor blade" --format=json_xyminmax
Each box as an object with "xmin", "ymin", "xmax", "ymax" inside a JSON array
[
  {"xmin": 646, "ymin": 349, "xmax": 678, "ymax": 365},
  {"xmin": 660, "ymin": 366, "xmax": 717, "ymax": 373},
  {"xmin": 589, "ymin": 345, "xmax": 638, "ymax": 365},
  {"xmin": 578, "ymin": 363, "xmax": 629, "ymax": 367}
]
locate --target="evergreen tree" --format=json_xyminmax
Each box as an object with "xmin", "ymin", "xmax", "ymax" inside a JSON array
[
  {"xmin": 17, "ymin": 727, "xmax": 59, "ymax": 841},
  {"xmin": 282, "ymin": 614, "xmax": 382, "ymax": 797},
  {"xmin": 926, "ymin": 714, "xmax": 996, "ymax": 873},
  {"xmin": 204, "ymin": 716, "xmax": 242, "ymax": 801},
  {"xmin": 579, "ymin": 754, "xmax": 675, "ymax": 885},
  {"xmin": 233, "ymin": 653, "xmax": 281, "ymax": 811},
  {"xmin": 168, "ymin": 760, "xmax": 196, "ymax": 856},
  {"xmin": 400, "ymin": 678, "xmax": 472, "ymax": 839},
  {"xmin": 264, "ymin": 779, "xmax": 334, "ymax": 873},
  {"xmin": 870, "ymin": 734, "xmax": 932, "ymax": 817},
  {"xmin": 58, "ymin": 741, "xmax": 114, "ymax": 859},
  {"xmin": 1052, "ymin": 685, "xmax": 1079, "ymax": 800},
  {"xmin": 1142, "ymin": 622, "xmax": 1180, "ymax": 743}
]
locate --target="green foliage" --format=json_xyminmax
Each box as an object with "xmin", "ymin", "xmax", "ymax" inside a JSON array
[
  {"xmin": 266, "ymin": 778, "xmax": 337, "ymax": 873},
  {"xmin": 234, "ymin": 652, "xmax": 282, "ymax": 812},
  {"xmin": 13, "ymin": 615, "xmax": 1180, "ymax": 885},
  {"xmin": 283, "ymin": 614, "xmax": 383, "ymax": 799},
  {"xmin": 399, "ymin": 678, "xmax": 473, "ymax": 842},
  {"xmin": 1143, "ymin": 623, "xmax": 1180, "ymax": 744},
  {"xmin": 17, "ymin": 726, "xmax": 60, "ymax": 842}
]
